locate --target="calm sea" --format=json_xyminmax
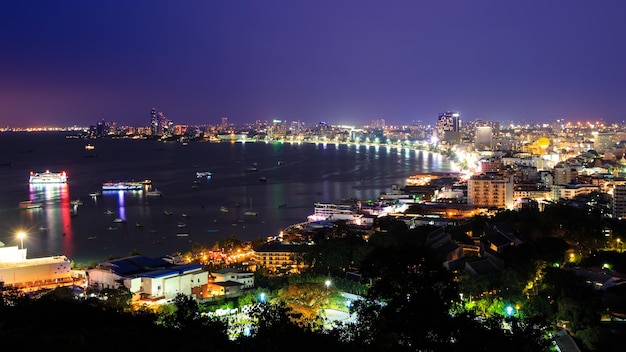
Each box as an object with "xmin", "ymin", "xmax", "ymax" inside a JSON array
[{"xmin": 0, "ymin": 132, "xmax": 453, "ymax": 263}]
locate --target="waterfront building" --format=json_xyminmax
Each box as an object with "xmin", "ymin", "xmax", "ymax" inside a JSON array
[
  {"xmin": 308, "ymin": 202, "xmax": 357, "ymax": 222},
  {"xmin": 87, "ymin": 255, "xmax": 209, "ymax": 304},
  {"xmin": 252, "ymin": 242, "xmax": 309, "ymax": 274},
  {"xmin": 467, "ymin": 172, "xmax": 515, "ymax": 209},
  {"xmin": 0, "ymin": 244, "xmax": 73, "ymax": 290}
]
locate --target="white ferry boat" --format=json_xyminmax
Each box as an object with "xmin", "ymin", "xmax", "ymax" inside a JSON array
[
  {"xmin": 29, "ymin": 170, "xmax": 68, "ymax": 184},
  {"xmin": 102, "ymin": 181, "xmax": 143, "ymax": 191}
]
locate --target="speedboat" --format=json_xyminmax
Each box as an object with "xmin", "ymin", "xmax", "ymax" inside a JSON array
[{"xmin": 219, "ymin": 206, "xmax": 229, "ymax": 213}]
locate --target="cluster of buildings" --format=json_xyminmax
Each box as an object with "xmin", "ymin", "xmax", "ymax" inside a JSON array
[{"xmin": 5, "ymin": 111, "xmax": 626, "ymax": 308}]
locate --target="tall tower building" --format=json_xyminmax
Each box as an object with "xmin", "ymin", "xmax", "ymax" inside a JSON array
[
  {"xmin": 150, "ymin": 108, "xmax": 158, "ymax": 136},
  {"xmin": 436, "ymin": 111, "xmax": 460, "ymax": 145}
]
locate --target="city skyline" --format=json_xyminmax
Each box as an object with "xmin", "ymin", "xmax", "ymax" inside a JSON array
[{"xmin": 2, "ymin": 1, "xmax": 626, "ymax": 128}]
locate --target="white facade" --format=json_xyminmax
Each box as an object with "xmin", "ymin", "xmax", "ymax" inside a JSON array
[
  {"xmin": 0, "ymin": 245, "xmax": 71, "ymax": 287},
  {"xmin": 212, "ymin": 268, "xmax": 255, "ymax": 289},
  {"xmin": 87, "ymin": 257, "xmax": 209, "ymax": 302}
]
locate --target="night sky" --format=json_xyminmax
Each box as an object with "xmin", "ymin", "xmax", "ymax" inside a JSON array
[{"xmin": 2, "ymin": 0, "xmax": 626, "ymax": 128}]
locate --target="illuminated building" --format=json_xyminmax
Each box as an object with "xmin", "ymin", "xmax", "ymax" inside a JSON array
[
  {"xmin": 613, "ymin": 184, "xmax": 626, "ymax": 219},
  {"xmin": 87, "ymin": 255, "xmax": 209, "ymax": 303},
  {"xmin": 0, "ymin": 244, "xmax": 73, "ymax": 290},
  {"xmin": 252, "ymin": 242, "xmax": 309, "ymax": 274},
  {"xmin": 475, "ymin": 126, "xmax": 493, "ymax": 150},
  {"xmin": 467, "ymin": 173, "xmax": 515, "ymax": 209},
  {"xmin": 436, "ymin": 111, "xmax": 460, "ymax": 145}
]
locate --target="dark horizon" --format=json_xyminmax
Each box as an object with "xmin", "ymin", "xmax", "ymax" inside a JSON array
[{"xmin": 2, "ymin": 1, "xmax": 626, "ymax": 128}]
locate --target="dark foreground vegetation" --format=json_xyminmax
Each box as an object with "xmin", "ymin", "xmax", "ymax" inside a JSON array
[{"xmin": 2, "ymin": 204, "xmax": 626, "ymax": 351}]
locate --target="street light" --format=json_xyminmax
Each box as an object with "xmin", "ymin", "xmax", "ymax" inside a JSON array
[
  {"xmin": 325, "ymin": 279, "xmax": 331, "ymax": 289},
  {"xmin": 259, "ymin": 292, "xmax": 266, "ymax": 303}
]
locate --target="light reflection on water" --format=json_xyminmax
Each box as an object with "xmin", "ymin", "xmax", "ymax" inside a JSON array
[{"xmin": 0, "ymin": 133, "xmax": 453, "ymax": 263}]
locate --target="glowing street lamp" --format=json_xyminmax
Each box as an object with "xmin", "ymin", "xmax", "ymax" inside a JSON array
[
  {"xmin": 325, "ymin": 279, "xmax": 331, "ymax": 289},
  {"xmin": 259, "ymin": 292, "xmax": 266, "ymax": 303}
]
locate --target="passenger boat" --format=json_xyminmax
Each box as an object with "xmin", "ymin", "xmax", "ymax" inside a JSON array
[
  {"xmin": 102, "ymin": 181, "xmax": 143, "ymax": 191},
  {"xmin": 29, "ymin": 170, "xmax": 68, "ymax": 184}
]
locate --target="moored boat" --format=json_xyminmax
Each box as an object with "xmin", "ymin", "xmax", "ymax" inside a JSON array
[
  {"xmin": 19, "ymin": 200, "xmax": 42, "ymax": 209},
  {"xmin": 196, "ymin": 171, "xmax": 212, "ymax": 178},
  {"xmin": 146, "ymin": 189, "xmax": 162, "ymax": 196}
]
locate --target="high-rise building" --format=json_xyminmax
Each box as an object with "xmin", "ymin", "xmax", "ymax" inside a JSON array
[
  {"xmin": 437, "ymin": 111, "xmax": 460, "ymax": 145},
  {"xmin": 150, "ymin": 107, "xmax": 158, "ymax": 136},
  {"xmin": 613, "ymin": 184, "xmax": 626, "ymax": 219}
]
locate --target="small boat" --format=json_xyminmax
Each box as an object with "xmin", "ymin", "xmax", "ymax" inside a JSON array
[
  {"xmin": 246, "ymin": 167, "xmax": 259, "ymax": 172},
  {"xmin": 205, "ymin": 229, "xmax": 219, "ymax": 233},
  {"xmin": 135, "ymin": 222, "xmax": 144, "ymax": 228},
  {"xmin": 105, "ymin": 210, "xmax": 115, "ymax": 215},
  {"xmin": 19, "ymin": 200, "xmax": 42, "ymax": 209},
  {"xmin": 39, "ymin": 226, "xmax": 48, "ymax": 231},
  {"xmin": 196, "ymin": 171, "xmax": 212, "ymax": 178},
  {"xmin": 182, "ymin": 213, "xmax": 190, "ymax": 218},
  {"xmin": 113, "ymin": 218, "xmax": 124, "ymax": 223},
  {"xmin": 146, "ymin": 189, "xmax": 162, "ymax": 197},
  {"xmin": 244, "ymin": 211, "xmax": 258, "ymax": 216},
  {"xmin": 192, "ymin": 184, "xmax": 200, "ymax": 189},
  {"xmin": 177, "ymin": 222, "xmax": 187, "ymax": 228},
  {"xmin": 88, "ymin": 236, "xmax": 97, "ymax": 240},
  {"xmin": 163, "ymin": 210, "xmax": 173, "ymax": 215},
  {"xmin": 89, "ymin": 191, "xmax": 102, "ymax": 197},
  {"xmin": 259, "ymin": 177, "xmax": 267, "ymax": 182},
  {"xmin": 176, "ymin": 233, "xmax": 189, "ymax": 237},
  {"xmin": 85, "ymin": 144, "xmax": 95, "ymax": 151},
  {"xmin": 107, "ymin": 227, "xmax": 118, "ymax": 231},
  {"xmin": 71, "ymin": 199, "xmax": 83, "ymax": 206},
  {"xmin": 220, "ymin": 206, "xmax": 229, "ymax": 213}
]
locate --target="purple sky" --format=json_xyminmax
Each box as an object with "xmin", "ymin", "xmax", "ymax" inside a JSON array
[{"xmin": 2, "ymin": 0, "xmax": 626, "ymax": 128}]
